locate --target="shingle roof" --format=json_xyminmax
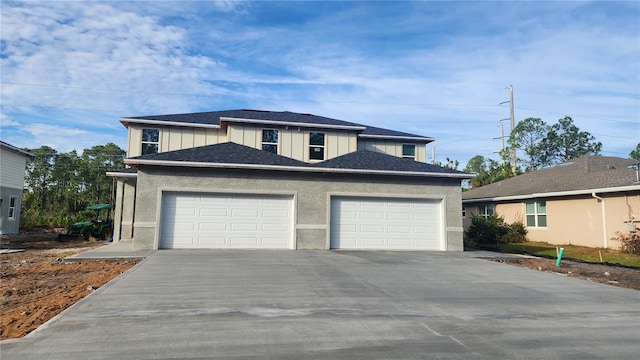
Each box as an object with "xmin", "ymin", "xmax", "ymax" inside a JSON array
[
  {"xmin": 121, "ymin": 109, "xmax": 432, "ymax": 141},
  {"xmin": 126, "ymin": 142, "xmax": 470, "ymax": 178},
  {"xmin": 0, "ymin": 141, "xmax": 34, "ymax": 157},
  {"xmin": 463, "ymin": 156, "xmax": 640, "ymax": 201}
]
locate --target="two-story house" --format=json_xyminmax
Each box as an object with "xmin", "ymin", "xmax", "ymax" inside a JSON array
[
  {"xmin": 107, "ymin": 110, "xmax": 471, "ymax": 251},
  {"xmin": 0, "ymin": 141, "xmax": 33, "ymax": 235}
]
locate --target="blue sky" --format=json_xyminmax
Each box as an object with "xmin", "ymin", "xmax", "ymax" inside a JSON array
[{"xmin": 1, "ymin": 0, "xmax": 639, "ymax": 168}]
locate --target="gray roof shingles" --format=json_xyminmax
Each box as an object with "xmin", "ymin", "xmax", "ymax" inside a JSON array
[
  {"xmin": 463, "ymin": 156, "xmax": 640, "ymax": 200},
  {"xmin": 123, "ymin": 109, "xmax": 431, "ymax": 140},
  {"xmin": 128, "ymin": 142, "xmax": 467, "ymax": 176}
]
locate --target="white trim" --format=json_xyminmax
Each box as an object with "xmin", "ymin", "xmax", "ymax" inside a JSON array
[
  {"xmin": 462, "ymin": 184, "xmax": 640, "ymax": 203},
  {"xmin": 119, "ymin": 118, "xmax": 222, "ymax": 129},
  {"xmin": 220, "ymin": 116, "xmax": 366, "ymax": 131},
  {"xmin": 124, "ymin": 159, "xmax": 473, "ymax": 179},
  {"xmin": 106, "ymin": 171, "xmax": 138, "ymax": 178},
  {"xmin": 358, "ymin": 134, "xmax": 434, "ymax": 142}
]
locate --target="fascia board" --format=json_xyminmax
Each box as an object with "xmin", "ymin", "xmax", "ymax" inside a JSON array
[
  {"xmin": 220, "ymin": 117, "xmax": 366, "ymax": 131},
  {"xmin": 119, "ymin": 118, "xmax": 221, "ymax": 129},
  {"xmin": 0, "ymin": 142, "xmax": 34, "ymax": 157},
  {"xmin": 462, "ymin": 185, "xmax": 640, "ymax": 203},
  {"xmin": 124, "ymin": 159, "xmax": 474, "ymax": 179},
  {"xmin": 358, "ymin": 134, "xmax": 435, "ymax": 143},
  {"xmin": 106, "ymin": 171, "xmax": 138, "ymax": 179}
]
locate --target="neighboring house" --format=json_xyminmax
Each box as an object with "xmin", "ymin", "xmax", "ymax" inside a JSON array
[
  {"xmin": 0, "ymin": 141, "xmax": 33, "ymax": 235},
  {"xmin": 107, "ymin": 109, "xmax": 472, "ymax": 251},
  {"xmin": 462, "ymin": 156, "xmax": 640, "ymax": 249}
]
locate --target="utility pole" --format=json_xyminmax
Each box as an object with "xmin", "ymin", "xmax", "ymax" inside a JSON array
[
  {"xmin": 508, "ymin": 85, "xmax": 516, "ymax": 173},
  {"xmin": 494, "ymin": 118, "xmax": 510, "ymax": 165},
  {"xmin": 500, "ymin": 85, "xmax": 517, "ymax": 173}
]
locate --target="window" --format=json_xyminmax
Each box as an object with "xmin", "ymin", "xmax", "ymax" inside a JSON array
[
  {"xmin": 477, "ymin": 204, "xmax": 494, "ymax": 219},
  {"xmin": 462, "ymin": 205, "xmax": 466, "ymax": 219},
  {"xmin": 525, "ymin": 201, "xmax": 547, "ymax": 227},
  {"xmin": 262, "ymin": 129, "xmax": 279, "ymax": 154},
  {"xmin": 309, "ymin": 132, "xmax": 325, "ymax": 160},
  {"xmin": 141, "ymin": 129, "xmax": 159, "ymax": 155},
  {"xmin": 8, "ymin": 196, "xmax": 17, "ymax": 220},
  {"xmin": 402, "ymin": 144, "xmax": 416, "ymax": 160}
]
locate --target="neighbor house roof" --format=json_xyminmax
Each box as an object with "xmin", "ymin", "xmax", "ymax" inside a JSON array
[
  {"xmin": 123, "ymin": 142, "xmax": 471, "ymax": 179},
  {"xmin": 463, "ymin": 156, "xmax": 640, "ymax": 202},
  {"xmin": 119, "ymin": 109, "xmax": 434, "ymax": 143},
  {"xmin": 0, "ymin": 141, "xmax": 34, "ymax": 157}
]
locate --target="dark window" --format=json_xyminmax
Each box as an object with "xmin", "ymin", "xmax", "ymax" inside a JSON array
[
  {"xmin": 8, "ymin": 196, "xmax": 17, "ymax": 220},
  {"xmin": 402, "ymin": 144, "xmax": 416, "ymax": 159},
  {"xmin": 262, "ymin": 129, "xmax": 279, "ymax": 153},
  {"xmin": 309, "ymin": 132, "xmax": 325, "ymax": 160},
  {"xmin": 141, "ymin": 129, "xmax": 159, "ymax": 155}
]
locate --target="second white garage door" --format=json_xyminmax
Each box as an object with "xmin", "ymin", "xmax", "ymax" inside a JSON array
[
  {"xmin": 330, "ymin": 197, "xmax": 442, "ymax": 250},
  {"xmin": 160, "ymin": 192, "xmax": 293, "ymax": 249}
]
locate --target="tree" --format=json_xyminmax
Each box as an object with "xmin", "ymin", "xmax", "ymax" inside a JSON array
[
  {"xmin": 542, "ymin": 116, "xmax": 602, "ymax": 164},
  {"xmin": 24, "ymin": 146, "xmax": 57, "ymax": 212},
  {"xmin": 436, "ymin": 157, "xmax": 460, "ymax": 170},
  {"xmin": 464, "ymin": 155, "xmax": 515, "ymax": 188},
  {"xmin": 630, "ymin": 143, "xmax": 640, "ymax": 161},
  {"xmin": 507, "ymin": 117, "xmax": 550, "ymax": 171}
]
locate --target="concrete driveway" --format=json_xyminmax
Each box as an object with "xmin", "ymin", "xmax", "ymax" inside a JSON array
[{"xmin": 2, "ymin": 250, "xmax": 639, "ymax": 359}]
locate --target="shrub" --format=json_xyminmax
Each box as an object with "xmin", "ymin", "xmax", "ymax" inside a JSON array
[
  {"xmin": 613, "ymin": 231, "xmax": 640, "ymax": 254},
  {"xmin": 466, "ymin": 215, "xmax": 528, "ymax": 246}
]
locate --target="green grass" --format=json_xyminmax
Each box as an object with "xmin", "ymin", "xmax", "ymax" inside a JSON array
[{"xmin": 496, "ymin": 241, "xmax": 640, "ymax": 268}]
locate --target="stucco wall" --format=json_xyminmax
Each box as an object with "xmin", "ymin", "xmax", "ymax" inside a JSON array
[
  {"xmin": 131, "ymin": 167, "xmax": 464, "ymax": 251},
  {"xmin": 463, "ymin": 191, "xmax": 640, "ymax": 249}
]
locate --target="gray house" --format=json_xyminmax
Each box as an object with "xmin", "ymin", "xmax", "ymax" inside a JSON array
[
  {"xmin": 107, "ymin": 110, "xmax": 471, "ymax": 251},
  {"xmin": 0, "ymin": 141, "xmax": 33, "ymax": 235}
]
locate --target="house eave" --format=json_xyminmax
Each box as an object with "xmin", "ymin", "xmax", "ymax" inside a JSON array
[
  {"xmin": 219, "ymin": 117, "xmax": 366, "ymax": 131},
  {"xmin": 358, "ymin": 134, "xmax": 435, "ymax": 143},
  {"xmin": 462, "ymin": 184, "xmax": 640, "ymax": 203},
  {"xmin": 119, "ymin": 118, "xmax": 222, "ymax": 129},
  {"xmin": 124, "ymin": 159, "xmax": 473, "ymax": 179},
  {"xmin": 106, "ymin": 171, "xmax": 138, "ymax": 179}
]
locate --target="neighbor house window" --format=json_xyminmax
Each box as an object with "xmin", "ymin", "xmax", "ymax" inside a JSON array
[
  {"xmin": 402, "ymin": 144, "xmax": 416, "ymax": 160},
  {"xmin": 8, "ymin": 196, "xmax": 17, "ymax": 220},
  {"xmin": 309, "ymin": 132, "xmax": 325, "ymax": 160},
  {"xmin": 477, "ymin": 204, "xmax": 494, "ymax": 219},
  {"xmin": 525, "ymin": 201, "xmax": 547, "ymax": 227},
  {"xmin": 262, "ymin": 129, "xmax": 279, "ymax": 154},
  {"xmin": 141, "ymin": 128, "xmax": 159, "ymax": 155}
]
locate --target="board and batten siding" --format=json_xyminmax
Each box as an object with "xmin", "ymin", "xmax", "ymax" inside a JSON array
[
  {"xmin": 0, "ymin": 148, "xmax": 28, "ymax": 190},
  {"xmin": 227, "ymin": 124, "xmax": 357, "ymax": 162},
  {"xmin": 127, "ymin": 125, "xmax": 227, "ymax": 157},
  {"xmin": 358, "ymin": 140, "xmax": 427, "ymax": 163}
]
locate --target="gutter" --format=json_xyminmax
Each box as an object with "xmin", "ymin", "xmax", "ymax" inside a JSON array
[
  {"xmin": 124, "ymin": 159, "xmax": 474, "ymax": 179},
  {"xmin": 591, "ymin": 192, "xmax": 608, "ymax": 249},
  {"xmin": 106, "ymin": 171, "xmax": 138, "ymax": 179},
  {"xmin": 119, "ymin": 118, "xmax": 222, "ymax": 129},
  {"xmin": 357, "ymin": 134, "xmax": 435, "ymax": 143}
]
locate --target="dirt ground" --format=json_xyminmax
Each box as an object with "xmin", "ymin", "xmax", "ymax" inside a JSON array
[
  {"xmin": 492, "ymin": 257, "xmax": 640, "ymax": 290},
  {"xmin": 0, "ymin": 229, "xmax": 139, "ymax": 340},
  {"xmin": 1, "ymin": 230, "xmax": 638, "ymax": 341}
]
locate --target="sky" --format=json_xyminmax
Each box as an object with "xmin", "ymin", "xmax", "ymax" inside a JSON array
[{"xmin": 1, "ymin": 0, "xmax": 639, "ymax": 169}]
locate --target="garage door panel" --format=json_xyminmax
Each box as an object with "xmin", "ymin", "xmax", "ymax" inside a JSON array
[
  {"xmin": 160, "ymin": 193, "xmax": 292, "ymax": 249},
  {"xmin": 331, "ymin": 197, "xmax": 441, "ymax": 250}
]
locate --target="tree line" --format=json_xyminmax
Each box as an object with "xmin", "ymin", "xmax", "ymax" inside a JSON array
[
  {"xmin": 21, "ymin": 143, "xmax": 125, "ymax": 228},
  {"xmin": 464, "ymin": 116, "xmax": 640, "ymax": 189}
]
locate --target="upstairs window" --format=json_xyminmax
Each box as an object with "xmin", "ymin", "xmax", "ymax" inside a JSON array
[
  {"xmin": 8, "ymin": 196, "xmax": 17, "ymax": 220},
  {"xmin": 402, "ymin": 144, "xmax": 416, "ymax": 160},
  {"xmin": 477, "ymin": 204, "xmax": 494, "ymax": 219},
  {"xmin": 526, "ymin": 201, "xmax": 547, "ymax": 227},
  {"xmin": 309, "ymin": 132, "xmax": 325, "ymax": 160},
  {"xmin": 262, "ymin": 129, "xmax": 279, "ymax": 154},
  {"xmin": 141, "ymin": 129, "xmax": 159, "ymax": 155}
]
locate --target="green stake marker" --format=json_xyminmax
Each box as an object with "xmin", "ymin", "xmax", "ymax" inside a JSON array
[{"xmin": 555, "ymin": 247, "xmax": 565, "ymax": 267}]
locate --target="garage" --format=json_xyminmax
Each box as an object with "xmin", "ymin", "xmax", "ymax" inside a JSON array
[
  {"xmin": 160, "ymin": 192, "xmax": 293, "ymax": 249},
  {"xmin": 330, "ymin": 196, "xmax": 442, "ymax": 250}
]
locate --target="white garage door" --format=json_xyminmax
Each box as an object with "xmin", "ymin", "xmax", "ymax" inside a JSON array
[
  {"xmin": 160, "ymin": 192, "xmax": 293, "ymax": 249},
  {"xmin": 330, "ymin": 197, "xmax": 442, "ymax": 250}
]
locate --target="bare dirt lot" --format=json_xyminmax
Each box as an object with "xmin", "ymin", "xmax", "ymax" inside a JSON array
[
  {"xmin": 492, "ymin": 257, "xmax": 640, "ymax": 290},
  {"xmin": 1, "ymin": 229, "xmax": 139, "ymax": 340}
]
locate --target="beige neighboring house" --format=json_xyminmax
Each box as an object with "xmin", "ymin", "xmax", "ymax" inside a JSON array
[
  {"xmin": 462, "ymin": 156, "xmax": 640, "ymax": 249},
  {"xmin": 107, "ymin": 109, "xmax": 472, "ymax": 251},
  {"xmin": 0, "ymin": 141, "xmax": 33, "ymax": 235}
]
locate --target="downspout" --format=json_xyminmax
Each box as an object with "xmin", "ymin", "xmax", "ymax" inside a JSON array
[{"xmin": 591, "ymin": 193, "xmax": 608, "ymax": 249}]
